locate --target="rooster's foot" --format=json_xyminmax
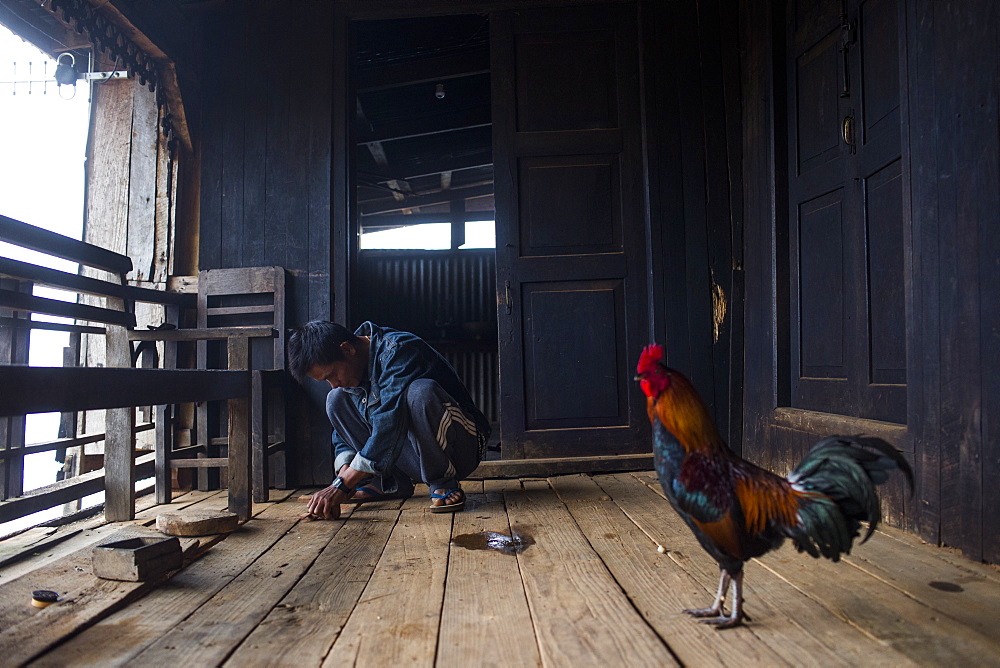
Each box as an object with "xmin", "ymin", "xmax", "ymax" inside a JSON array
[
  {"xmin": 698, "ymin": 614, "xmax": 744, "ymax": 630},
  {"xmin": 682, "ymin": 606, "xmax": 726, "ymax": 618}
]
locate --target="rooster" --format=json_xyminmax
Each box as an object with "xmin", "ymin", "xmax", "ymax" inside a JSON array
[{"xmin": 635, "ymin": 344, "xmax": 912, "ymax": 629}]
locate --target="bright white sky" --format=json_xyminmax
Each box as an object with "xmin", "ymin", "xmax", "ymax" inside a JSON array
[
  {"xmin": 0, "ymin": 23, "xmax": 91, "ymax": 515},
  {"xmin": 360, "ymin": 219, "xmax": 496, "ymax": 249}
]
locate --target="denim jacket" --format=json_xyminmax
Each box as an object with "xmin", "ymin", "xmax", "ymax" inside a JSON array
[{"xmin": 332, "ymin": 322, "xmax": 491, "ymax": 478}]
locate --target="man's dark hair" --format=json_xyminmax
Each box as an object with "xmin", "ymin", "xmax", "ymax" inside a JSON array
[{"xmin": 287, "ymin": 321, "xmax": 359, "ymax": 382}]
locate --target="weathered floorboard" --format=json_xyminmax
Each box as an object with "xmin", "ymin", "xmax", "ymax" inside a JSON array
[
  {"xmin": 4, "ymin": 472, "xmax": 998, "ymax": 667},
  {"xmin": 224, "ymin": 505, "xmax": 402, "ymax": 667},
  {"xmin": 436, "ymin": 491, "xmax": 540, "ymax": 667},
  {"xmin": 33, "ymin": 492, "xmax": 319, "ymax": 667},
  {"xmin": 595, "ymin": 473, "xmax": 913, "ymax": 666},
  {"xmin": 125, "ymin": 499, "xmax": 351, "ymax": 665},
  {"xmin": 503, "ymin": 479, "xmax": 679, "ymax": 666},
  {"xmin": 323, "ymin": 496, "xmax": 452, "ymax": 666},
  {"xmin": 548, "ymin": 474, "xmax": 790, "ymax": 666}
]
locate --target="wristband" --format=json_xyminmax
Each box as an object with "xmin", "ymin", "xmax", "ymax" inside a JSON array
[{"xmin": 331, "ymin": 476, "xmax": 355, "ymax": 496}]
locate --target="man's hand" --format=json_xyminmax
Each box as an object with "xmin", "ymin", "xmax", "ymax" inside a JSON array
[
  {"xmin": 305, "ymin": 466, "xmax": 368, "ymax": 520},
  {"xmin": 306, "ymin": 484, "xmax": 345, "ymax": 520}
]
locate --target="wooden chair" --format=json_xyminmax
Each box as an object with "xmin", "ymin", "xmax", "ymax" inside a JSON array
[
  {"xmin": 197, "ymin": 267, "xmax": 287, "ymax": 503},
  {"xmin": 138, "ymin": 267, "xmax": 288, "ymax": 505}
]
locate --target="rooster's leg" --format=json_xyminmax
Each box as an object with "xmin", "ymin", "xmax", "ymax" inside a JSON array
[
  {"xmin": 700, "ymin": 570, "xmax": 745, "ymax": 629},
  {"xmin": 683, "ymin": 568, "xmax": 730, "ymax": 617}
]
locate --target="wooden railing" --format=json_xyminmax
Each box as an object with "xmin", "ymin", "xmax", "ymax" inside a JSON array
[{"xmin": 0, "ymin": 214, "xmax": 253, "ymax": 525}]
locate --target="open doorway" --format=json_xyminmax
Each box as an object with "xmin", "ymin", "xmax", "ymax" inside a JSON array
[{"xmin": 348, "ymin": 15, "xmax": 500, "ymax": 455}]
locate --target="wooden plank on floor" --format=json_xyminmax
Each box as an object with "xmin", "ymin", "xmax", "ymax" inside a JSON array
[
  {"xmin": 0, "ymin": 490, "xmax": 227, "ymax": 635},
  {"xmin": 594, "ymin": 473, "xmax": 915, "ymax": 666},
  {"xmin": 502, "ymin": 479, "xmax": 678, "ymax": 666},
  {"xmin": 0, "ymin": 487, "xmax": 293, "ymax": 664},
  {"xmin": 123, "ymin": 500, "xmax": 354, "ymax": 665},
  {"xmin": 437, "ymin": 491, "xmax": 540, "ymax": 668},
  {"xmin": 844, "ymin": 529, "xmax": 1000, "ymax": 643},
  {"xmin": 322, "ymin": 495, "xmax": 453, "ymax": 666},
  {"xmin": 0, "ymin": 489, "xmax": 224, "ymax": 582},
  {"xmin": 0, "ymin": 527, "xmax": 217, "ymax": 665},
  {"xmin": 548, "ymin": 475, "xmax": 790, "ymax": 666},
  {"xmin": 224, "ymin": 505, "xmax": 401, "ymax": 667},
  {"xmin": 462, "ymin": 479, "xmax": 485, "ymax": 495},
  {"xmin": 635, "ymin": 470, "xmax": 1000, "ymax": 658},
  {"xmin": 756, "ymin": 546, "xmax": 1000, "ymax": 665},
  {"xmin": 875, "ymin": 523, "xmax": 1000, "ymax": 586},
  {"xmin": 33, "ymin": 491, "xmax": 326, "ymax": 667}
]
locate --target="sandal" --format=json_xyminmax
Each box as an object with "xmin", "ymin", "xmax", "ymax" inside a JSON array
[
  {"xmin": 345, "ymin": 479, "xmax": 414, "ymax": 505},
  {"xmin": 429, "ymin": 487, "xmax": 466, "ymax": 513}
]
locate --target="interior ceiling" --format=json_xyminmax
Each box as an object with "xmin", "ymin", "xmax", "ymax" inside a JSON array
[{"xmin": 353, "ymin": 15, "xmax": 494, "ymax": 231}]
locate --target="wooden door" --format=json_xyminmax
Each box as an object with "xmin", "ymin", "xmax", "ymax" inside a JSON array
[
  {"xmin": 492, "ymin": 4, "xmax": 648, "ymax": 459},
  {"xmin": 786, "ymin": 0, "xmax": 905, "ymax": 423}
]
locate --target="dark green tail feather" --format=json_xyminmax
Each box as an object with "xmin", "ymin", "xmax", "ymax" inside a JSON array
[{"xmin": 785, "ymin": 436, "xmax": 913, "ymax": 560}]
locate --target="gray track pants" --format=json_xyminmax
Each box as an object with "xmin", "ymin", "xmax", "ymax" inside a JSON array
[{"xmin": 326, "ymin": 378, "xmax": 481, "ymax": 495}]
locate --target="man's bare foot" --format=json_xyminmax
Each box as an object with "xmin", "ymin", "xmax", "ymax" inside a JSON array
[{"xmin": 430, "ymin": 487, "xmax": 465, "ymax": 513}]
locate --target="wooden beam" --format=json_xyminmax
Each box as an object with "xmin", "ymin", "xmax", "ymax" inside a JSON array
[
  {"xmin": 0, "ymin": 453, "xmax": 155, "ymax": 524},
  {"xmin": 227, "ymin": 335, "xmax": 252, "ymax": 521},
  {"xmin": 0, "ymin": 214, "xmax": 133, "ymax": 275},
  {"xmin": 0, "ymin": 257, "xmax": 193, "ymax": 307},
  {"xmin": 360, "ymin": 211, "xmax": 495, "ymax": 230},
  {"xmin": 2, "ymin": 423, "xmax": 155, "ymax": 458},
  {"xmin": 357, "ymin": 115, "xmax": 491, "ymax": 145},
  {"xmin": 468, "ymin": 453, "xmax": 654, "ymax": 478},
  {"xmin": 0, "ymin": 289, "xmax": 137, "ymax": 328},
  {"xmin": 0, "ymin": 317, "xmax": 104, "ymax": 336},
  {"xmin": 128, "ymin": 326, "xmax": 276, "ymax": 342},
  {"xmin": 360, "ymin": 183, "xmax": 494, "ymax": 216},
  {"xmin": 0, "ymin": 367, "xmax": 250, "ymax": 417},
  {"xmin": 356, "ymin": 49, "xmax": 489, "ymax": 92},
  {"xmin": 374, "ymin": 154, "xmax": 492, "ymax": 183}
]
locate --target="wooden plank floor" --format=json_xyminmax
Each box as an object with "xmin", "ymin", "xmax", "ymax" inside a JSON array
[{"xmin": 2, "ymin": 473, "xmax": 1000, "ymax": 667}]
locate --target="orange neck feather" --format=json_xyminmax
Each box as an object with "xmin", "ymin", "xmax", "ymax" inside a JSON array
[{"xmin": 653, "ymin": 373, "xmax": 727, "ymax": 455}]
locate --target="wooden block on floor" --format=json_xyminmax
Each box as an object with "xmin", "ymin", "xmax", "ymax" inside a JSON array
[
  {"xmin": 92, "ymin": 536, "xmax": 182, "ymax": 582},
  {"xmin": 156, "ymin": 510, "xmax": 239, "ymax": 536}
]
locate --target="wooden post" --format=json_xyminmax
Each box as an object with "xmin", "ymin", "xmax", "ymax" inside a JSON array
[
  {"xmin": 154, "ymin": 404, "xmax": 172, "ymax": 505},
  {"xmin": 251, "ymin": 370, "xmax": 268, "ymax": 503},
  {"xmin": 154, "ymin": 304, "xmax": 180, "ymax": 505},
  {"xmin": 227, "ymin": 335, "xmax": 251, "ymax": 521},
  {"xmin": 0, "ymin": 279, "xmax": 30, "ymax": 500},
  {"xmin": 59, "ymin": 334, "xmax": 82, "ymax": 515},
  {"xmin": 104, "ymin": 277, "xmax": 136, "ymax": 522}
]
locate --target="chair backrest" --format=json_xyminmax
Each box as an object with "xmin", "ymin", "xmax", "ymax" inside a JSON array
[{"xmin": 196, "ymin": 267, "xmax": 286, "ymax": 371}]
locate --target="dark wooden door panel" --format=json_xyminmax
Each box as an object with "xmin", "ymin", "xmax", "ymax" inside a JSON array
[
  {"xmin": 863, "ymin": 157, "xmax": 906, "ymax": 420},
  {"xmin": 515, "ymin": 31, "xmax": 616, "ymax": 132},
  {"xmin": 860, "ymin": 0, "xmax": 900, "ymax": 142},
  {"xmin": 522, "ymin": 280, "xmax": 627, "ymax": 429},
  {"xmin": 792, "ymin": 0, "xmax": 842, "ymax": 44},
  {"xmin": 519, "ymin": 155, "xmax": 621, "ymax": 256},
  {"xmin": 797, "ymin": 189, "xmax": 848, "ymax": 378},
  {"xmin": 786, "ymin": 0, "xmax": 906, "ymax": 424},
  {"xmin": 493, "ymin": 3, "xmax": 647, "ymax": 459},
  {"xmin": 796, "ymin": 31, "xmax": 843, "ymax": 174}
]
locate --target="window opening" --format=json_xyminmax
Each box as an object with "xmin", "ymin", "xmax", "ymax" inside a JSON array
[{"xmin": 0, "ymin": 24, "xmax": 90, "ymax": 526}]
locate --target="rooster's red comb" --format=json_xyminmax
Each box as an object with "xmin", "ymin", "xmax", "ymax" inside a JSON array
[{"xmin": 637, "ymin": 343, "xmax": 665, "ymax": 374}]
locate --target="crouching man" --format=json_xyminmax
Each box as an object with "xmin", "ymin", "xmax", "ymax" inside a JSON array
[{"xmin": 288, "ymin": 320, "xmax": 491, "ymax": 519}]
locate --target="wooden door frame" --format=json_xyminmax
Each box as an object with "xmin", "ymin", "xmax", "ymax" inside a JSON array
[
  {"xmin": 738, "ymin": 0, "xmax": 920, "ymax": 533},
  {"xmin": 330, "ymin": 0, "xmax": 659, "ymax": 476}
]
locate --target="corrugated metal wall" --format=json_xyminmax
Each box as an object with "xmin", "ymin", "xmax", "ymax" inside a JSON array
[{"xmin": 353, "ymin": 250, "xmax": 499, "ymax": 422}]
